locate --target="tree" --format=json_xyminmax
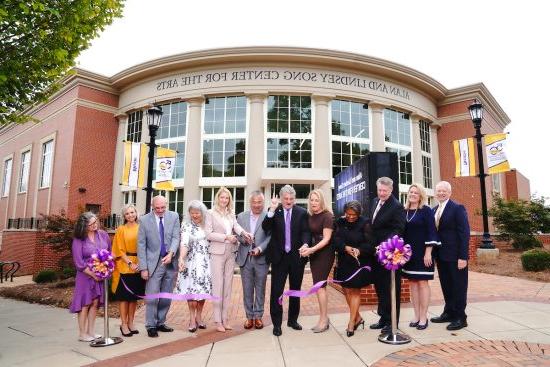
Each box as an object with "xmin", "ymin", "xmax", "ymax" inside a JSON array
[
  {"xmin": 489, "ymin": 195, "xmax": 550, "ymax": 250},
  {"xmin": 0, "ymin": 0, "xmax": 124, "ymax": 125}
]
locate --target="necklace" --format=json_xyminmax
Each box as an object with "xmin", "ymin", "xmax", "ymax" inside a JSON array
[{"xmin": 406, "ymin": 208, "xmax": 418, "ymax": 223}]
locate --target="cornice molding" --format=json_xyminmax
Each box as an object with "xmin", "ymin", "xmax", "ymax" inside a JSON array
[
  {"xmin": 108, "ymin": 46, "xmax": 448, "ymax": 99},
  {"xmin": 441, "ymin": 83, "xmax": 510, "ymax": 129}
]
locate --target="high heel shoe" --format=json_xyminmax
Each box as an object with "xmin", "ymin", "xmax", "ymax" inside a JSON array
[
  {"xmin": 409, "ymin": 320, "xmax": 419, "ymax": 328},
  {"xmin": 188, "ymin": 323, "xmax": 198, "ymax": 333},
  {"xmin": 120, "ymin": 326, "xmax": 133, "ymax": 337},
  {"xmin": 416, "ymin": 320, "xmax": 429, "ymax": 330},
  {"xmin": 353, "ymin": 319, "xmax": 365, "ymax": 331},
  {"xmin": 346, "ymin": 329, "xmax": 355, "ymax": 337}
]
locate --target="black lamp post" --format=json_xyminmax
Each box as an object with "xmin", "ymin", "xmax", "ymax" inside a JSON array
[
  {"xmin": 144, "ymin": 105, "xmax": 163, "ymax": 214},
  {"xmin": 468, "ymin": 100, "xmax": 494, "ymax": 249}
]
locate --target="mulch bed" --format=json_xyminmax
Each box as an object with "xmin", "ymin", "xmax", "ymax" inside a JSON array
[{"xmin": 470, "ymin": 242, "xmax": 550, "ymax": 282}]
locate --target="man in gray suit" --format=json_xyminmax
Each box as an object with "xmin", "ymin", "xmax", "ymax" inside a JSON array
[
  {"xmin": 137, "ymin": 195, "xmax": 181, "ymax": 337},
  {"xmin": 236, "ymin": 190, "xmax": 271, "ymax": 330}
]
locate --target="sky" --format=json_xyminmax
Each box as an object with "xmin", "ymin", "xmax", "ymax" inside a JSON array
[{"xmin": 77, "ymin": 0, "xmax": 550, "ymax": 200}]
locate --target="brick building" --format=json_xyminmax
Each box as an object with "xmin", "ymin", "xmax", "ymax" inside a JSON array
[{"xmin": 0, "ymin": 47, "xmax": 530, "ymax": 277}]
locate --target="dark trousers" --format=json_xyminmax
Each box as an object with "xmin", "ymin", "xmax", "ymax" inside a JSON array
[
  {"xmin": 437, "ymin": 260, "xmax": 468, "ymax": 321},
  {"xmin": 372, "ymin": 261, "xmax": 401, "ymax": 326},
  {"xmin": 269, "ymin": 252, "xmax": 305, "ymax": 327}
]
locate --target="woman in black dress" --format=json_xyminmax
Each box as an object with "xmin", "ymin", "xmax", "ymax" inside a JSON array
[
  {"xmin": 402, "ymin": 183, "xmax": 439, "ymax": 330},
  {"xmin": 332, "ymin": 200, "xmax": 374, "ymax": 337}
]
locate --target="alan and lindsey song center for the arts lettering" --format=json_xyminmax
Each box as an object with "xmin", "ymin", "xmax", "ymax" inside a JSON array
[{"xmin": 155, "ymin": 68, "xmax": 411, "ymax": 100}]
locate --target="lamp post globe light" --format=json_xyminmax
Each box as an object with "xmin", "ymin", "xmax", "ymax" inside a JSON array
[
  {"xmin": 468, "ymin": 100, "xmax": 495, "ymax": 249},
  {"xmin": 145, "ymin": 105, "xmax": 163, "ymax": 214}
]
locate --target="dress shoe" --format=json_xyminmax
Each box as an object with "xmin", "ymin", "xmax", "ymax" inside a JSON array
[
  {"xmin": 312, "ymin": 323, "xmax": 329, "ymax": 333},
  {"xmin": 416, "ymin": 320, "xmax": 429, "ymax": 330},
  {"xmin": 130, "ymin": 329, "xmax": 139, "ymax": 335},
  {"xmin": 147, "ymin": 328, "xmax": 158, "ymax": 338},
  {"xmin": 244, "ymin": 319, "xmax": 254, "ymax": 329},
  {"xmin": 430, "ymin": 313, "xmax": 452, "ymax": 323},
  {"xmin": 446, "ymin": 319, "xmax": 468, "ymax": 330},
  {"xmin": 78, "ymin": 335, "xmax": 95, "ymax": 342},
  {"xmin": 409, "ymin": 320, "xmax": 419, "ymax": 328},
  {"xmin": 157, "ymin": 325, "xmax": 174, "ymax": 332},
  {"xmin": 369, "ymin": 320, "xmax": 386, "ymax": 330},
  {"xmin": 120, "ymin": 326, "xmax": 133, "ymax": 337},
  {"xmin": 287, "ymin": 321, "xmax": 302, "ymax": 330},
  {"xmin": 254, "ymin": 319, "xmax": 264, "ymax": 329},
  {"xmin": 273, "ymin": 326, "xmax": 282, "ymax": 336},
  {"xmin": 354, "ymin": 319, "xmax": 365, "ymax": 330},
  {"xmin": 381, "ymin": 325, "xmax": 392, "ymax": 334}
]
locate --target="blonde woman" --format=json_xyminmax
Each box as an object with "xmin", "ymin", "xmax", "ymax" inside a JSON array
[
  {"xmin": 402, "ymin": 183, "xmax": 439, "ymax": 330},
  {"xmin": 205, "ymin": 187, "xmax": 252, "ymax": 332},
  {"xmin": 111, "ymin": 204, "xmax": 145, "ymax": 337},
  {"xmin": 300, "ymin": 189, "xmax": 334, "ymax": 333}
]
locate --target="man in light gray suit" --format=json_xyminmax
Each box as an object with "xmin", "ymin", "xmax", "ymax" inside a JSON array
[
  {"xmin": 137, "ymin": 195, "xmax": 181, "ymax": 338},
  {"xmin": 236, "ymin": 190, "xmax": 271, "ymax": 330}
]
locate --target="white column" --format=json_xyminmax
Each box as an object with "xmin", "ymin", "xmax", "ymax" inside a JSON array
[
  {"xmin": 369, "ymin": 102, "xmax": 386, "ymax": 152},
  {"xmin": 411, "ymin": 114, "xmax": 423, "ymax": 185},
  {"xmin": 111, "ymin": 114, "xmax": 128, "ymax": 214},
  {"xmin": 183, "ymin": 97, "xmax": 205, "ymax": 210},
  {"xmin": 430, "ymin": 123, "xmax": 441, "ymax": 184},
  {"xmin": 312, "ymin": 94, "xmax": 334, "ymax": 200},
  {"xmin": 245, "ymin": 92, "xmax": 267, "ymax": 194}
]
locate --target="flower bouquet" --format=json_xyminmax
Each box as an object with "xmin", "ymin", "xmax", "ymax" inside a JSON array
[
  {"xmin": 87, "ymin": 249, "xmax": 115, "ymax": 280},
  {"xmin": 377, "ymin": 235, "xmax": 412, "ymax": 270}
]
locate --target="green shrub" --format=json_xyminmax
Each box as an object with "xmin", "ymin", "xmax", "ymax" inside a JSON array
[
  {"xmin": 33, "ymin": 269, "xmax": 58, "ymax": 283},
  {"xmin": 521, "ymin": 249, "xmax": 550, "ymax": 272},
  {"xmin": 60, "ymin": 267, "xmax": 76, "ymax": 279},
  {"xmin": 512, "ymin": 235, "xmax": 543, "ymax": 250}
]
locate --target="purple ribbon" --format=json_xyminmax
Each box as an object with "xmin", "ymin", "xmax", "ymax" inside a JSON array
[
  {"xmin": 278, "ymin": 265, "xmax": 371, "ymax": 305},
  {"xmin": 120, "ymin": 277, "xmax": 220, "ymax": 302}
]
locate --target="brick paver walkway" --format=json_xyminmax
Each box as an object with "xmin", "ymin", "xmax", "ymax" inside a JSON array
[
  {"xmin": 94, "ymin": 270, "xmax": 550, "ymax": 367},
  {"xmin": 372, "ymin": 340, "xmax": 550, "ymax": 366}
]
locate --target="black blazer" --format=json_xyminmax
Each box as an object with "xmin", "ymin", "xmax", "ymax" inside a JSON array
[
  {"xmin": 369, "ymin": 195, "xmax": 406, "ymax": 247},
  {"xmin": 433, "ymin": 200, "xmax": 470, "ymax": 261},
  {"xmin": 262, "ymin": 205, "xmax": 311, "ymax": 265}
]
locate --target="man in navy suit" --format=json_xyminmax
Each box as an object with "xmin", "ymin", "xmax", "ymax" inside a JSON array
[
  {"xmin": 262, "ymin": 185, "xmax": 311, "ymax": 336},
  {"xmin": 430, "ymin": 181, "xmax": 470, "ymax": 330},
  {"xmin": 369, "ymin": 177, "xmax": 406, "ymax": 333}
]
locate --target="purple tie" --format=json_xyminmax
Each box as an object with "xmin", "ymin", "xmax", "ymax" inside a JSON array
[
  {"xmin": 159, "ymin": 216, "xmax": 167, "ymax": 257},
  {"xmin": 284, "ymin": 209, "xmax": 291, "ymax": 253}
]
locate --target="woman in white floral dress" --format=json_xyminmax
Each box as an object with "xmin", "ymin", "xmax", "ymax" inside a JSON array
[{"xmin": 176, "ymin": 200, "xmax": 212, "ymax": 332}]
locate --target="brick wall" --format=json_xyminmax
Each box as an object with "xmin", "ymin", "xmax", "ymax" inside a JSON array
[
  {"xmin": 437, "ymin": 99, "xmax": 507, "ymax": 233},
  {"xmin": 0, "ymin": 230, "xmax": 68, "ymax": 276},
  {"xmin": 67, "ymin": 105, "xmax": 118, "ymax": 219},
  {"xmin": 0, "ymin": 229, "xmax": 115, "ymax": 276}
]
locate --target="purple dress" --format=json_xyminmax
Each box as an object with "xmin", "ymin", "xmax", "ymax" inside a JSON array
[{"xmin": 69, "ymin": 230, "xmax": 111, "ymax": 313}]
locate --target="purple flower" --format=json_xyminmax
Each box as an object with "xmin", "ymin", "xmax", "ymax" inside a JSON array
[
  {"xmin": 376, "ymin": 235, "xmax": 412, "ymax": 271},
  {"xmin": 87, "ymin": 249, "xmax": 115, "ymax": 280}
]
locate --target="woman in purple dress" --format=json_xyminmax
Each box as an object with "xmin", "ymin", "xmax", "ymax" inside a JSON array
[
  {"xmin": 69, "ymin": 212, "xmax": 111, "ymax": 342},
  {"xmin": 401, "ymin": 183, "xmax": 439, "ymax": 330}
]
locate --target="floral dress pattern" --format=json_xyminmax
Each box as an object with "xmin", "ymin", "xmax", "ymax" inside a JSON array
[{"xmin": 175, "ymin": 221, "xmax": 212, "ymax": 298}]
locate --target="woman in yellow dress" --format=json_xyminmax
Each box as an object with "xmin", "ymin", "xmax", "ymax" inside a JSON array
[{"xmin": 111, "ymin": 204, "xmax": 145, "ymax": 337}]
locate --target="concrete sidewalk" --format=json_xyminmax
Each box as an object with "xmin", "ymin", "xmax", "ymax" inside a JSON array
[{"xmin": 1, "ymin": 270, "xmax": 550, "ymax": 366}]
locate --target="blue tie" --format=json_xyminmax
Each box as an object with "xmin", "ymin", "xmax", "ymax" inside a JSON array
[{"xmin": 159, "ymin": 216, "xmax": 167, "ymax": 257}]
